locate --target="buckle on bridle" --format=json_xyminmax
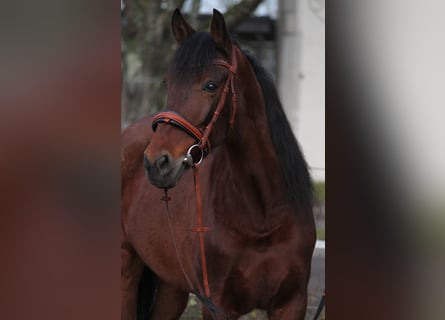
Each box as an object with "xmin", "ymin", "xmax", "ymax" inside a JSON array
[{"xmin": 183, "ymin": 144, "xmax": 204, "ymax": 167}]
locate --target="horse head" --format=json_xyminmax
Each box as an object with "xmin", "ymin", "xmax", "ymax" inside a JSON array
[{"xmin": 144, "ymin": 9, "xmax": 239, "ymax": 189}]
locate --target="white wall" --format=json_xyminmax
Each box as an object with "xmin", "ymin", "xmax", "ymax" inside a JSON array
[{"xmin": 278, "ymin": 0, "xmax": 325, "ymax": 181}]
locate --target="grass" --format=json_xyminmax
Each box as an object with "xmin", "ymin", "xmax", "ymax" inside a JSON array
[
  {"xmin": 316, "ymin": 227, "xmax": 325, "ymax": 240},
  {"xmin": 179, "ymin": 295, "xmax": 269, "ymax": 319},
  {"xmin": 180, "ymin": 294, "xmax": 323, "ymax": 319},
  {"xmin": 313, "ymin": 181, "xmax": 325, "ymax": 204},
  {"xmin": 313, "ymin": 181, "xmax": 325, "ymax": 241}
]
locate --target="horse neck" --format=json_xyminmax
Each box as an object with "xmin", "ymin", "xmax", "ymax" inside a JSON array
[{"xmin": 211, "ymin": 62, "xmax": 292, "ymax": 222}]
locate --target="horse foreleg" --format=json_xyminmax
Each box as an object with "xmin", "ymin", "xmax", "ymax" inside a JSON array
[
  {"xmin": 148, "ymin": 280, "xmax": 188, "ymax": 320},
  {"xmin": 121, "ymin": 243, "xmax": 144, "ymax": 320},
  {"xmin": 268, "ymin": 291, "xmax": 308, "ymax": 320}
]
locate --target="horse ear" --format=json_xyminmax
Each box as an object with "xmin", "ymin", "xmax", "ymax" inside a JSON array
[
  {"xmin": 210, "ymin": 9, "xmax": 232, "ymax": 59},
  {"xmin": 171, "ymin": 8, "xmax": 196, "ymax": 44}
]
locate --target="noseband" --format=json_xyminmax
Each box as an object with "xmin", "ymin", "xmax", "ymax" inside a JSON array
[{"xmin": 152, "ymin": 46, "xmax": 238, "ymax": 165}]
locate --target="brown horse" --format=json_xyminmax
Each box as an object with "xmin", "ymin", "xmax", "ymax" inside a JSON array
[{"xmin": 121, "ymin": 9, "xmax": 316, "ymax": 320}]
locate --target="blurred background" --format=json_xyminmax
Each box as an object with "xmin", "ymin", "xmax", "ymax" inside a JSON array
[
  {"xmin": 120, "ymin": 0, "xmax": 325, "ymax": 180},
  {"xmin": 121, "ymin": 1, "xmax": 325, "ymax": 317},
  {"xmin": 3, "ymin": 0, "xmax": 444, "ymax": 319}
]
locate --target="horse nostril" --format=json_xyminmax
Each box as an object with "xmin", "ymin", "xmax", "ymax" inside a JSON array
[{"xmin": 155, "ymin": 154, "xmax": 172, "ymax": 176}]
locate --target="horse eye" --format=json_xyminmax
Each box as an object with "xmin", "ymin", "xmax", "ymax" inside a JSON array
[{"xmin": 203, "ymin": 82, "xmax": 218, "ymax": 92}]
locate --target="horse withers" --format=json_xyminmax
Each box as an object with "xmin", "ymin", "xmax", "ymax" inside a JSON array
[{"xmin": 121, "ymin": 9, "xmax": 316, "ymax": 320}]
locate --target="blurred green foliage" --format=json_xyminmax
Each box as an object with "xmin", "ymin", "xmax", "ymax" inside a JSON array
[
  {"xmin": 313, "ymin": 181, "xmax": 325, "ymax": 204},
  {"xmin": 317, "ymin": 228, "xmax": 325, "ymax": 240}
]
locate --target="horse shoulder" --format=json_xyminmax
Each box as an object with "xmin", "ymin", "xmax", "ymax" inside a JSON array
[{"xmin": 121, "ymin": 116, "xmax": 154, "ymax": 184}]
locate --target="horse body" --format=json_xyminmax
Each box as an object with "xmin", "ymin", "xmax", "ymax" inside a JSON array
[
  {"xmin": 121, "ymin": 9, "xmax": 315, "ymax": 320},
  {"xmin": 122, "ymin": 120, "xmax": 314, "ymax": 319}
]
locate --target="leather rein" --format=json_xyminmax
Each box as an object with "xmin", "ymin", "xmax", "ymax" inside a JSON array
[{"xmin": 152, "ymin": 47, "xmax": 238, "ymax": 302}]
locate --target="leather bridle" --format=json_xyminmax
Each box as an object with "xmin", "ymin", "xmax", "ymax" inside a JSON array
[
  {"xmin": 153, "ymin": 47, "xmax": 238, "ymax": 304},
  {"xmin": 152, "ymin": 46, "xmax": 238, "ymax": 164}
]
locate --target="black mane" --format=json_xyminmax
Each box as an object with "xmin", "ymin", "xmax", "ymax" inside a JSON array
[
  {"xmin": 171, "ymin": 33, "xmax": 313, "ymax": 210},
  {"xmin": 244, "ymin": 52, "xmax": 313, "ymax": 210}
]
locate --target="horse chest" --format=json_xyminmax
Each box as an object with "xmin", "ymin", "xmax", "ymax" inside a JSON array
[{"xmin": 124, "ymin": 183, "xmax": 201, "ymax": 288}]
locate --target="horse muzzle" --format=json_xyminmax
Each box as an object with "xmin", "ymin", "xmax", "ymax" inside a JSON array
[{"xmin": 144, "ymin": 153, "xmax": 186, "ymax": 189}]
